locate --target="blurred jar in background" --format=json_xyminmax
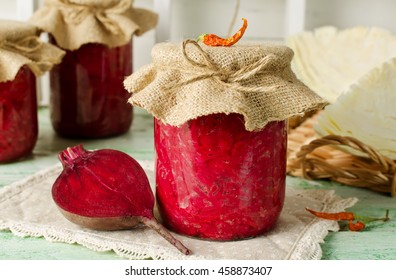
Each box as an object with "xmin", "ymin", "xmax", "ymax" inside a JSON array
[
  {"xmin": 48, "ymin": 37, "xmax": 133, "ymax": 138},
  {"xmin": 30, "ymin": 0, "xmax": 158, "ymax": 138},
  {"xmin": 0, "ymin": 20, "xmax": 64, "ymax": 163},
  {"xmin": 0, "ymin": 67, "xmax": 37, "ymax": 163}
]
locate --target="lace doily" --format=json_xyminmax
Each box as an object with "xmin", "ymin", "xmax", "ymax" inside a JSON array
[{"xmin": 0, "ymin": 161, "xmax": 357, "ymax": 260}]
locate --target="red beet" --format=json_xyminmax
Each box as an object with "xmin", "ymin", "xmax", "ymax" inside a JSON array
[{"xmin": 52, "ymin": 144, "xmax": 191, "ymax": 255}]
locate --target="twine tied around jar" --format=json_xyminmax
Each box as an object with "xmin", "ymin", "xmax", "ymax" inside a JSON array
[
  {"xmin": 49, "ymin": 0, "xmax": 131, "ymax": 34},
  {"xmin": 292, "ymin": 134, "xmax": 396, "ymax": 197},
  {"xmin": 161, "ymin": 39, "xmax": 280, "ymax": 94}
]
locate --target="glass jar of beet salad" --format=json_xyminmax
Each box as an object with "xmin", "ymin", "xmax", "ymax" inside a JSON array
[
  {"xmin": 30, "ymin": 0, "xmax": 158, "ymax": 138},
  {"xmin": 125, "ymin": 40, "xmax": 327, "ymax": 240},
  {"xmin": 0, "ymin": 20, "xmax": 64, "ymax": 163},
  {"xmin": 47, "ymin": 37, "xmax": 133, "ymax": 138},
  {"xmin": 154, "ymin": 114, "xmax": 288, "ymax": 240}
]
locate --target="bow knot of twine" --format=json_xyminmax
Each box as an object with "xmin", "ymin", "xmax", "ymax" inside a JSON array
[
  {"xmin": 162, "ymin": 39, "xmax": 279, "ymax": 94},
  {"xmin": 53, "ymin": 0, "xmax": 131, "ymax": 34},
  {"xmin": 0, "ymin": 36, "xmax": 42, "ymax": 55}
]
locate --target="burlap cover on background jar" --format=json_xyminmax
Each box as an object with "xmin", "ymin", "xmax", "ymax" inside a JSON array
[
  {"xmin": 29, "ymin": 0, "xmax": 158, "ymax": 50},
  {"xmin": 0, "ymin": 20, "xmax": 65, "ymax": 83}
]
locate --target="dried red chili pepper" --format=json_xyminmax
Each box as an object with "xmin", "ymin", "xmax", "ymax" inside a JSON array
[
  {"xmin": 197, "ymin": 18, "xmax": 248, "ymax": 47},
  {"xmin": 305, "ymin": 208, "xmax": 355, "ymax": 221},
  {"xmin": 306, "ymin": 208, "xmax": 390, "ymax": 232},
  {"xmin": 348, "ymin": 221, "xmax": 365, "ymax": 231}
]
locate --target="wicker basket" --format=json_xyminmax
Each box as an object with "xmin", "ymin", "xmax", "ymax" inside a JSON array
[{"xmin": 287, "ymin": 113, "xmax": 396, "ymax": 197}]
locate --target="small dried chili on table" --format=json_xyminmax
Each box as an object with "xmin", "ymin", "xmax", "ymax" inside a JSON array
[
  {"xmin": 306, "ymin": 208, "xmax": 355, "ymax": 221},
  {"xmin": 197, "ymin": 18, "xmax": 248, "ymax": 47},
  {"xmin": 306, "ymin": 208, "xmax": 390, "ymax": 231},
  {"xmin": 348, "ymin": 220, "xmax": 366, "ymax": 231}
]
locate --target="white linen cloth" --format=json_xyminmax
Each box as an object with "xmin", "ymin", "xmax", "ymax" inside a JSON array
[{"xmin": 0, "ymin": 161, "xmax": 357, "ymax": 260}]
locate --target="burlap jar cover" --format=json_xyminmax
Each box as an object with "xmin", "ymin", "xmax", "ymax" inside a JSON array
[
  {"xmin": 29, "ymin": 0, "xmax": 158, "ymax": 50},
  {"xmin": 125, "ymin": 40, "xmax": 328, "ymax": 131},
  {"xmin": 0, "ymin": 20, "xmax": 65, "ymax": 83}
]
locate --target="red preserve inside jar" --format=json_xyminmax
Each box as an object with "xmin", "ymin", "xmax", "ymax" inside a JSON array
[
  {"xmin": 155, "ymin": 113, "xmax": 287, "ymax": 240},
  {"xmin": 0, "ymin": 66, "xmax": 38, "ymax": 163},
  {"xmin": 49, "ymin": 37, "xmax": 133, "ymax": 138}
]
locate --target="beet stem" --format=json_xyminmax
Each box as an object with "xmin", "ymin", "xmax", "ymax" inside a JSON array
[
  {"xmin": 58, "ymin": 144, "xmax": 86, "ymax": 167},
  {"xmin": 140, "ymin": 217, "xmax": 191, "ymax": 255}
]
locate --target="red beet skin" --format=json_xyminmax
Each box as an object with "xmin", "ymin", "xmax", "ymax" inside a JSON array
[
  {"xmin": 53, "ymin": 145, "xmax": 153, "ymax": 219},
  {"xmin": 52, "ymin": 145, "xmax": 191, "ymax": 255}
]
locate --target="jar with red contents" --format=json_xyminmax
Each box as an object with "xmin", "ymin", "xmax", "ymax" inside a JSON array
[
  {"xmin": 48, "ymin": 37, "xmax": 133, "ymax": 138},
  {"xmin": 0, "ymin": 20, "xmax": 64, "ymax": 163},
  {"xmin": 0, "ymin": 67, "xmax": 37, "ymax": 163},
  {"xmin": 155, "ymin": 114, "xmax": 287, "ymax": 240},
  {"xmin": 125, "ymin": 40, "xmax": 326, "ymax": 240},
  {"xmin": 30, "ymin": 0, "xmax": 158, "ymax": 138}
]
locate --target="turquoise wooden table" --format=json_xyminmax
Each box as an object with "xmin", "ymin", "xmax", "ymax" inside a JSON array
[{"xmin": 0, "ymin": 107, "xmax": 395, "ymax": 260}]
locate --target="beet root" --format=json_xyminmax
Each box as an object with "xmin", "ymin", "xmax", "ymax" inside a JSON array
[{"xmin": 52, "ymin": 144, "xmax": 191, "ymax": 255}]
